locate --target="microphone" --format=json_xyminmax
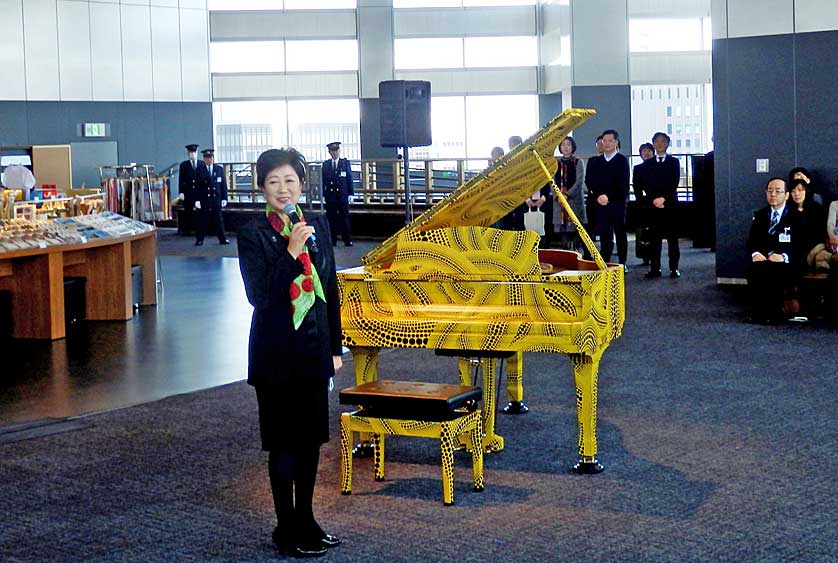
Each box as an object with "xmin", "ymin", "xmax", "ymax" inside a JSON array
[{"xmin": 282, "ymin": 204, "xmax": 319, "ymax": 253}]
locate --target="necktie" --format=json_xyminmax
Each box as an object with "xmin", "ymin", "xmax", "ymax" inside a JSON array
[
  {"xmin": 658, "ymin": 157, "xmax": 663, "ymax": 163},
  {"xmin": 333, "ymin": 160, "xmax": 338, "ymax": 171},
  {"xmin": 769, "ymin": 209, "xmax": 779, "ymax": 233}
]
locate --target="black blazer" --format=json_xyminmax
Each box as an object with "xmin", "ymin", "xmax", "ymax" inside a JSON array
[
  {"xmin": 747, "ymin": 204, "xmax": 803, "ymax": 263},
  {"xmin": 586, "ymin": 153, "xmax": 630, "ymax": 206},
  {"xmin": 642, "ymin": 155, "xmax": 680, "ymax": 205},
  {"xmin": 321, "ymin": 157, "xmax": 355, "ymax": 203},
  {"xmin": 197, "ymin": 163, "xmax": 228, "ymax": 206},
  {"xmin": 178, "ymin": 160, "xmax": 209, "ymax": 200},
  {"xmin": 238, "ymin": 212, "xmax": 342, "ymax": 387}
]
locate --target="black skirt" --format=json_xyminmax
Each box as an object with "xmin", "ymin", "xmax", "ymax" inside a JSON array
[{"xmin": 255, "ymin": 375, "xmax": 330, "ymax": 451}]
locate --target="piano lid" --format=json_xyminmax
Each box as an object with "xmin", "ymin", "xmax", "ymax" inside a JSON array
[{"xmin": 362, "ymin": 108, "xmax": 596, "ymax": 270}]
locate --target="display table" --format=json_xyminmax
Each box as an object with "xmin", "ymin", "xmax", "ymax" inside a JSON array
[{"xmin": 0, "ymin": 230, "xmax": 157, "ymax": 339}]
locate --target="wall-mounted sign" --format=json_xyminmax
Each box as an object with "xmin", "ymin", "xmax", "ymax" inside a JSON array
[{"xmin": 83, "ymin": 123, "xmax": 108, "ymax": 138}]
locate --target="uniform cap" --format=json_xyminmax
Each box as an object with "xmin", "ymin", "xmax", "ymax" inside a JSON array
[
  {"xmin": 326, "ymin": 142, "xmax": 341, "ymax": 151},
  {"xmin": 185, "ymin": 144, "xmax": 199, "ymax": 152},
  {"xmin": 201, "ymin": 149, "xmax": 215, "ymax": 157}
]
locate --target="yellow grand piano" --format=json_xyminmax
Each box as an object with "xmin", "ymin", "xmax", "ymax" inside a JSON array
[{"xmin": 337, "ymin": 108, "xmax": 625, "ymax": 473}]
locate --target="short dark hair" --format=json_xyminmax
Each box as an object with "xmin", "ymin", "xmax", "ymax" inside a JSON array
[
  {"xmin": 256, "ymin": 148, "xmax": 306, "ymax": 188},
  {"xmin": 639, "ymin": 142, "xmax": 653, "ymax": 153},
  {"xmin": 601, "ymin": 129, "xmax": 619, "ymax": 140},
  {"xmin": 595, "ymin": 135, "xmax": 603, "ymax": 142},
  {"xmin": 765, "ymin": 177, "xmax": 786, "ymax": 190},
  {"xmin": 560, "ymin": 136, "xmax": 577, "ymax": 153},
  {"xmin": 788, "ymin": 166, "xmax": 811, "ymax": 185},
  {"xmin": 652, "ymin": 131, "xmax": 670, "ymax": 145}
]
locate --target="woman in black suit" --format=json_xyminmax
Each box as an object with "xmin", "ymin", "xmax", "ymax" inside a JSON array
[{"xmin": 238, "ymin": 148, "xmax": 343, "ymax": 558}]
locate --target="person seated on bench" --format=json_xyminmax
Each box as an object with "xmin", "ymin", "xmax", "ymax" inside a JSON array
[
  {"xmin": 808, "ymin": 200, "xmax": 838, "ymax": 272},
  {"xmin": 746, "ymin": 177, "xmax": 804, "ymax": 323},
  {"xmin": 788, "ymin": 178, "xmax": 827, "ymax": 272}
]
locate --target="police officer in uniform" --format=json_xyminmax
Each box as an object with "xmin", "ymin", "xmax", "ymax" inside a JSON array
[
  {"xmin": 178, "ymin": 144, "xmax": 204, "ymax": 235},
  {"xmin": 321, "ymin": 141, "xmax": 354, "ymax": 246},
  {"xmin": 194, "ymin": 148, "xmax": 229, "ymax": 246}
]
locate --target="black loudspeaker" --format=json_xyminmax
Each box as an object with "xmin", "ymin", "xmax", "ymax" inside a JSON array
[{"xmin": 379, "ymin": 80, "xmax": 432, "ymax": 147}]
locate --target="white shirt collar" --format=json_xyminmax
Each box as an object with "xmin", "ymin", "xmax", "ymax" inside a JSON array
[
  {"xmin": 771, "ymin": 202, "xmax": 786, "ymax": 215},
  {"xmin": 603, "ymin": 150, "xmax": 618, "ymax": 162}
]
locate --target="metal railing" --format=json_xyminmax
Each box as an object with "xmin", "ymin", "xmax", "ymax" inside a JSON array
[{"xmin": 216, "ymin": 152, "xmax": 702, "ymax": 212}]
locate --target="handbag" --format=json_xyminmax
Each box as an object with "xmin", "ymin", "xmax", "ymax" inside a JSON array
[{"xmin": 523, "ymin": 207, "xmax": 545, "ymax": 236}]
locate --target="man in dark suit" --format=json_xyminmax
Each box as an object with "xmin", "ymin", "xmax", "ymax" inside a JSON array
[
  {"xmin": 321, "ymin": 141, "xmax": 354, "ymax": 247},
  {"xmin": 633, "ymin": 142, "xmax": 655, "ymax": 266},
  {"xmin": 585, "ymin": 129, "xmax": 630, "ymax": 266},
  {"xmin": 178, "ymin": 144, "xmax": 204, "ymax": 235},
  {"xmin": 194, "ymin": 148, "xmax": 228, "ymax": 246},
  {"xmin": 642, "ymin": 132, "xmax": 682, "ymax": 278},
  {"xmin": 746, "ymin": 177, "xmax": 804, "ymax": 322}
]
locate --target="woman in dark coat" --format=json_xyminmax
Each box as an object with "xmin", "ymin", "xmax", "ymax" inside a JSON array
[
  {"xmin": 238, "ymin": 148, "xmax": 343, "ymax": 558},
  {"xmin": 788, "ymin": 177, "xmax": 826, "ymax": 271}
]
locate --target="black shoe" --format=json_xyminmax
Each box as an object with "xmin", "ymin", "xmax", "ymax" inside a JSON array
[
  {"xmin": 644, "ymin": 270, "xmax": 662, "ymax": 279},
  {"xmin": 320, "ymin": 534, "xmax": 341, "ymax": 548},
  {"xmin": 344, "ymin": 241, "xmax": 354, "ymax": 247},
  {"xmin": 194, "ymin": 240, "xmax": 203, "ymax": 246},
  {"xmin": 670, "ymin": 269, "xmax": 681, "ymax": 278},
  {"xmin": 219, "ymin": 239, "xmax": 230, "ymax": 245}
]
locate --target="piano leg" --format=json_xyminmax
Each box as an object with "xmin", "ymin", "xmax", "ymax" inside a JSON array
[
  {"xmin": 569, "ymin": 351, "xmax": 605, "ymax": 474},
  {"xmin": 351, "ymin": 346, "xmax": 380, "ymax": 458},
  {"xmin": 502, "ymin": 352, "xmax": 529, "ymax": 415},
  {"xmin": 479, "ymin": 357, "xmax": 504, "ymax": 453}
]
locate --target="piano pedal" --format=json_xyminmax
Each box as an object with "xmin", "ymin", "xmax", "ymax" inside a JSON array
[
  {"xmin": 352, "ymin": 442, "xmax": 375, "ymax": 458},
  {"xmin": 501, "ymin": 401, "xmax": 529, "ymax": 415},
  {"xmin": 571, "ymin": 457, "xmax": 604, "ymax": 474}
]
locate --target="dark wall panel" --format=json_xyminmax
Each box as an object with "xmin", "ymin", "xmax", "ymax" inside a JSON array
[
  {"xmin": 794, "ymin": 30, "xmax": 838, "ymax": 202},
  {"xmin": 714, "ymin": 34, "xmax": 798, "ymax": 279},
  {"xmin": 569, "ymin": 85, "xmax": 631, "ymax": 157},
  {"xmin": 0, "ymin": 102, "xmax": 29, "ymax": 144},
  {"xmin": 538, "ymin": 92, "xmax": 562, "ymax": 127},
  {"xmin": 0, "ymin": 101, "xmax": 212, "ymax": 180}
]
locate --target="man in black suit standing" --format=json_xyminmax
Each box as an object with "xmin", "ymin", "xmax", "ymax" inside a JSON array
[
  {"xmin": 194, "ymin": 148, "xmax": 229, "ymax": 246},
  {"xmin": 746, "ymin": 177, "xmax": 803, "ymax": 322},
  {"xmin": 322, "ymin": 141, "xmax": 354, "ymax": 247},
  {"xmin": 643, "ymin": 132, "xmax": 682, "ymax": 278},
  {"xmin": 178, "ymin": 144, "xmax": 203, "ymax": 235},
  {"xmin": 585, "ymin": 129, "xmax": 630, "ymax": 266}
]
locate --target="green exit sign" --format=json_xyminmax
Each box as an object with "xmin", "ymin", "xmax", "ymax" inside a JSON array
[{"xmin": 83, "ymin": 123, "xmax": 107, "ymax": 137}]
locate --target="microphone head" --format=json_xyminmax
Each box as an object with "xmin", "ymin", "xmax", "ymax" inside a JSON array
[{"xmin": 282, "ymin": 203, "xmax": 297, "ymax": 217}]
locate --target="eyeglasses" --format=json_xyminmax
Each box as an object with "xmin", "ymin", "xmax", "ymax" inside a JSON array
[{"xmin": 765, "ymin": 188, "xmax": 786, "ymax": 194}]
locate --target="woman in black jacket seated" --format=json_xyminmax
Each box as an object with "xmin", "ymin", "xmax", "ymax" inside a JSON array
[
  {"xmin": 788, "ymin": 177, "xmax": 827, "ymax": 272},
  {"xmin": 238, "ymin": 148, "xmax": 343, "ymax": 558}
]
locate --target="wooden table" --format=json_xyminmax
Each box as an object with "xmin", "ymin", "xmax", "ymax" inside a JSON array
[{"xmin": 0, "ymin": 230, "xmax": 157, "ymax": 339}]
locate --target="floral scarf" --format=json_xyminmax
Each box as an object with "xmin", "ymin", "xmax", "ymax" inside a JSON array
[{"xmin": 266, "ymin": 204, "xmax": 325, "ymax": 330}]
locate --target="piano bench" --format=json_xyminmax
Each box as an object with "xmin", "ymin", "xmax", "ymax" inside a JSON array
[{"xmin": 339, "ymin": 407, "xmax": 484, "ymax": 506}]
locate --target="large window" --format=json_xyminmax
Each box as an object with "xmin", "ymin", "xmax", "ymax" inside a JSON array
[
  {"xmin": 287, "ymin": 99, "xmax": 361, "ymax": 161},
  {"xmin": 210, "ymin": 42, "xmax": 284, "ymax": 74},
  {"xmin": 285, "ymin": 40, "xmax": 358, "ymax": 72},
  {"xmin": 212, "ymin": 101, "xmax": 288, "ymax": 163},
  {"xmin": 394, "ymin": 0, "xmax": 534, "ymax": 6},
  {"xmin": 394, "ymin": 38, "xmax": 464, "ymax": 69},
  {"xmin": 395, "ymin": 36, "xmax": 536, "ymax": 69},
  {"xmin": 464, "ymin": 36, "xmax": 537, "ymax": 67},
  {"xmin": 209, "ymin": 0, "xmax": 355, "ymax": 9},
  {"xmin": 212, "ymin": 99, "xmax": 360, "ymax": 164},
  {"xmin": 629, "ymin": 18, "xmax": 710, "ymax": 52},
  {"xmin": 630, "ymin": 84, "xmax": 713, "ymax": 156},
  {"xmin": 409, "ymin": 94, "xmax": 538, "ymax": 164}
]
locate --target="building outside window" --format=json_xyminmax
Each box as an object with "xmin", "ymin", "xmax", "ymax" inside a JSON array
[{"xmin": 631, "ymin": 84, "xmax": 713, "ymax": 156}]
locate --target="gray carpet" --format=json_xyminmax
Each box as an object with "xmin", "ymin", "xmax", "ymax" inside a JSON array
[{"xmin": 1, "ymin": 242, "xmax": 836, "ymax": 562}]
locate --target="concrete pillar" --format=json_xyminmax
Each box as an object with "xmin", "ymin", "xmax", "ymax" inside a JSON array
[
  {"xmin": 358, "ymin": 0, "xmax": 397, "ymax": 160},
  {"xmin": 567, "ymin": 0, "xmax": 631, "ymax": 156}
]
